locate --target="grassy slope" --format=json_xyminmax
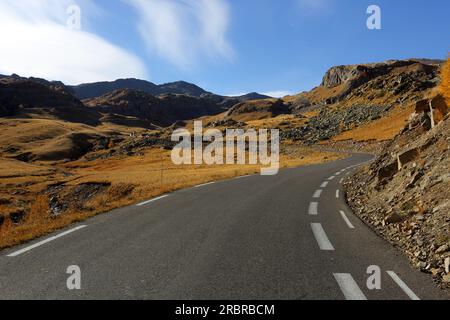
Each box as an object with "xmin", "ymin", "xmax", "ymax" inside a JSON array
[{"xmin": 0, "ymin": 127, "xmax": 344, "ymax": 249}]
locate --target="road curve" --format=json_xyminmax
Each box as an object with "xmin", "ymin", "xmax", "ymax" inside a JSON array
[{"xmin": 0, "ymin": 154, "xmax": 448, "ymax": 300}]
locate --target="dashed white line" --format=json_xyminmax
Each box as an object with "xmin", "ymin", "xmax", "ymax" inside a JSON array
[
  {"xmin": 7, "ymin": 225, "xmax": 87, "ymax": 257},
  {"xmin": 335, "ymin": 190, "xmax": 340, "ymax": 198},
  {"xmin": 308, "ymin": 202, "xmax": 319, "ymax": 215},
  {"xmin": 137, "ymin": 195, "xmax": 169, "ymax": 206},
  {"xmin": 320, "ymin": 181, "xmax": 329, "ymax": 188},
  {"xmin": 328, "ymin": 176, "xmax": 336, "ymax": 181},
  {"xmin": 194, "ymin": 182, "xmax": 216, "ymax": 188},
  {"xmin": 339, "ymin": 178, "xmax": 344, "ymax": 184},
  {"xmin": 313, "ymin": 189, "xmax": 323, "ymax": 198},
  {"xmin": 339, "ymin": 210, "xmax": 355, "ymax": 229},
  {"xmin": 311, "ymin": 223, "xmax": 335, "ymax": 251},
  {"xmin": 387, "ymin": 271, "xmax": 420, "ymax": 300},
  {"xmin": 335, "ymin": 172, "xmax": 341, "ymax": 176},
  {"xmin": 333, "ymin": 273, "xmax": 367, "ymax": 300}
]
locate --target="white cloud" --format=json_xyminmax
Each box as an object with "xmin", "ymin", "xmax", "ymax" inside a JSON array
[
  {"xmin": 126, "ymin": 0, "xmax": 233, "ymax": 69},
  {"xmin": 261, "ymin": 91, "xmax": 293, "ymax": 98},
  {"xmin": 0, "ymin": 0, "xmax": 147, "ymax": 84}
]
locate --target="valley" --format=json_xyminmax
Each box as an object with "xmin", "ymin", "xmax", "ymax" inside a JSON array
[{"xmin": 0, "ymin": 57, "xmax": 449, "ymax": 293}]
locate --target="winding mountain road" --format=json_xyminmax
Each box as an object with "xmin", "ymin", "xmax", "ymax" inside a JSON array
[{"xmin": 0, "ymin": 154, "xmax": 447, "ymax": 300}]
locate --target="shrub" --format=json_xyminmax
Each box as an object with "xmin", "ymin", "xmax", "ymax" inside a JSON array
[{"xmin": 440, "ymin": 56, "xmax": 450, "ymax": 106}]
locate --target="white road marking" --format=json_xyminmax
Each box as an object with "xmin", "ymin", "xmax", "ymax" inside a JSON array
[
  {"xmin": 313, "ymin": 189, "xmax": 323, "ymax": 198},
  {"xmin": 335, "ymin": 190, "xmax": 340, "ymax": 198},
  {"xmin": 387, "ymin": 271, "xmax": 420, "ymax": 300},
  {"xmin": 234, "ymin": 175, "xmax": 250, "ymax": 180},
  {"xmin": 137, "ymin": 195, "xmax": 169, "ymax": 206},
  {"xmin": 339, "ymin": 210, "xmax": 355, "ymax": 229},
  {"xmin": 328, "ymin": 176, "xmax": 336, "ymax": 181},
  {"xmin": 320, "ymin": 181, "xmax": 329, "ymax": 188},
  {"xmin": 308, "ymin": 202, "xmax": 319, "ymax": 215},
  {"xmin": 333, "ymin": 273, "xmax": 367, "ymax": 300},
  {"xmin": 335, "ymin": 172, "xmax": 341, "ymax": 176},
  {"xmin": 7, "ymin": 225, "xmax": 87, "ymax": 257},
  {"xmin": 311, "ymin": 223, "xmax": 335, "ymax": 251},
  {"xmin": 194, "ymin": 182, "xmax": 216, "ymax": 188},
  {"xmin": 339, "ymin": 178, "xmax": 344, "ymax": 184}
]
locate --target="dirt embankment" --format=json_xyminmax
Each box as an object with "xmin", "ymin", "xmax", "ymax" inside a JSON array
[{"xmin": 345, "ymin": 107, "xmax": 450, "ymax": 290}]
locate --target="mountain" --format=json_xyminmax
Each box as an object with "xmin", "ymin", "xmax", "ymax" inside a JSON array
[
  {"xmin": 85, "ymin": 89, "xmax": 226, "ymax": 127},
  {"xmin": 69, "ymin": 79, "xmax": 213, "ymax": 100},
  {"xmin": 286, "ymin": 59, "xmax": 444, "ymax": 111},
  {"xmin": 0, "ymin": 76, "xmax": 103, "ymax": 125},
  {"xmin": 68, "ymin": 78, "xmax": 272, "ymax": 105}
]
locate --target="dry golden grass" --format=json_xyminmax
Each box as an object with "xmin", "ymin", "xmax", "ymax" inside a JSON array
[
  {"xmin": 245, "ymin": 114, "xmax": 307, "ymax": 129},
  {"xmin": 332, "ymin": 105, "xmax": 415, "ymax": 142},
  {"xmin": 0, "ymin": 146, "xmax": 344, "ymax": 249},
  {"xmin": 440, "ymin": 57, "xmax": 450, "ymax": 106}
]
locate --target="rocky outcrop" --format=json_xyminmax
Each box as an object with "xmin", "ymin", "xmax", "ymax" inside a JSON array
[
  {"xmin": 345, "ymin": 111, "xmax": 450, "ymax": 289},
  {"xmin": 316, "ymin": 60, "xmax": 442, "ymax": 105}
]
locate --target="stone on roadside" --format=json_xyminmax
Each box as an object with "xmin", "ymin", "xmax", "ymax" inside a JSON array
[
  {"xmin": 435, "ymin": 244, "xmax": 450, "ymax": 254},
  {"xmin": 445, "ymin": 257, "xmax": 450, "ymax": 274}
]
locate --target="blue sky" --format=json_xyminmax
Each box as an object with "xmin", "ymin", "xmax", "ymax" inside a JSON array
[{"xmin": 0, "ymin": 0, "xmax": 449, "ymax": 97}]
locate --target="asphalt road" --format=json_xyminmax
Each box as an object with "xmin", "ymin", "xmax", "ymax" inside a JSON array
[{"xmin": 0, "ymin": 154, "xmax": 448, "ymax": 300}]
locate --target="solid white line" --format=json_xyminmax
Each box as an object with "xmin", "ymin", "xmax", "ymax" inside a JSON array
[
  {"xmin": 333, "ymin": 273, "xmax": 367, "ymax": 300},
  {"xmin": 387, "ymin": 271, "xmax": 420, "ymax": 300},
  {"xmin": 313, "ymin": 189, "xmax": 323, "ymax": 198},
  {"xmin": 234, "ymin": 175, "xmax": 250, "ymax": 180},
  {"xmin": 339, "ymin": 210, "xmax": 355, "ymax": 229},
  {"xmin": 328, "ymin": 176, "xmax": 336, "ymax": 181},
  {"xmin": 137, "ymin": 195, "xmax": 169, "ymax": 206},
  {"xmin": 194, "ymin": 182, "xmax": 216, "ymax": 188},
  {"xmin": 336, "ymin": 190, "xmax": 340, "ymax": 198},
  {"xmin": 320, "ymin": 181, "xmax": 329, "ymax": 188},
  {"xmin": 308, "ymin": 202, "xmax": 319, "ymax": 215},
  {"xmin": 7, "ymin": 225, "xmax": 87, "ymax": 257},
  {"xmin": 311, "ymin": 223, "xmax": 335, "ymax": 251}
]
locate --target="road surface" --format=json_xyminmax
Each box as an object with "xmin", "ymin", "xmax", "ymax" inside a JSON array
[{"xmin": 0, "ymin": 153, "xmax": 447, "ymax": 300}]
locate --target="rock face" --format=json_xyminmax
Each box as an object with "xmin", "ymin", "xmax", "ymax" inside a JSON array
[
  {"xmin": 321, "ymin": 59, "xmax": 442, "ymax": 89},
  {"xmin": 294, "ymin": 59, "xmax": 443, "ymax": 109},
  {"xmin": 345, "ymin": 110, "xmax": 450, "ymax": 289},
  {"xmin": 321, "ymin": 64, "xmax": 369, "ymax": 89}
]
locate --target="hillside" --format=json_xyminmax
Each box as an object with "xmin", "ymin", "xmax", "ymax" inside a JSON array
[
  {"xmin": 345, "ymin": 108, "xmax": 449, "ymax": 288},
  {"xmin": 85, "ymin": 89, "xmax": 226, "ymax": 127}
]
